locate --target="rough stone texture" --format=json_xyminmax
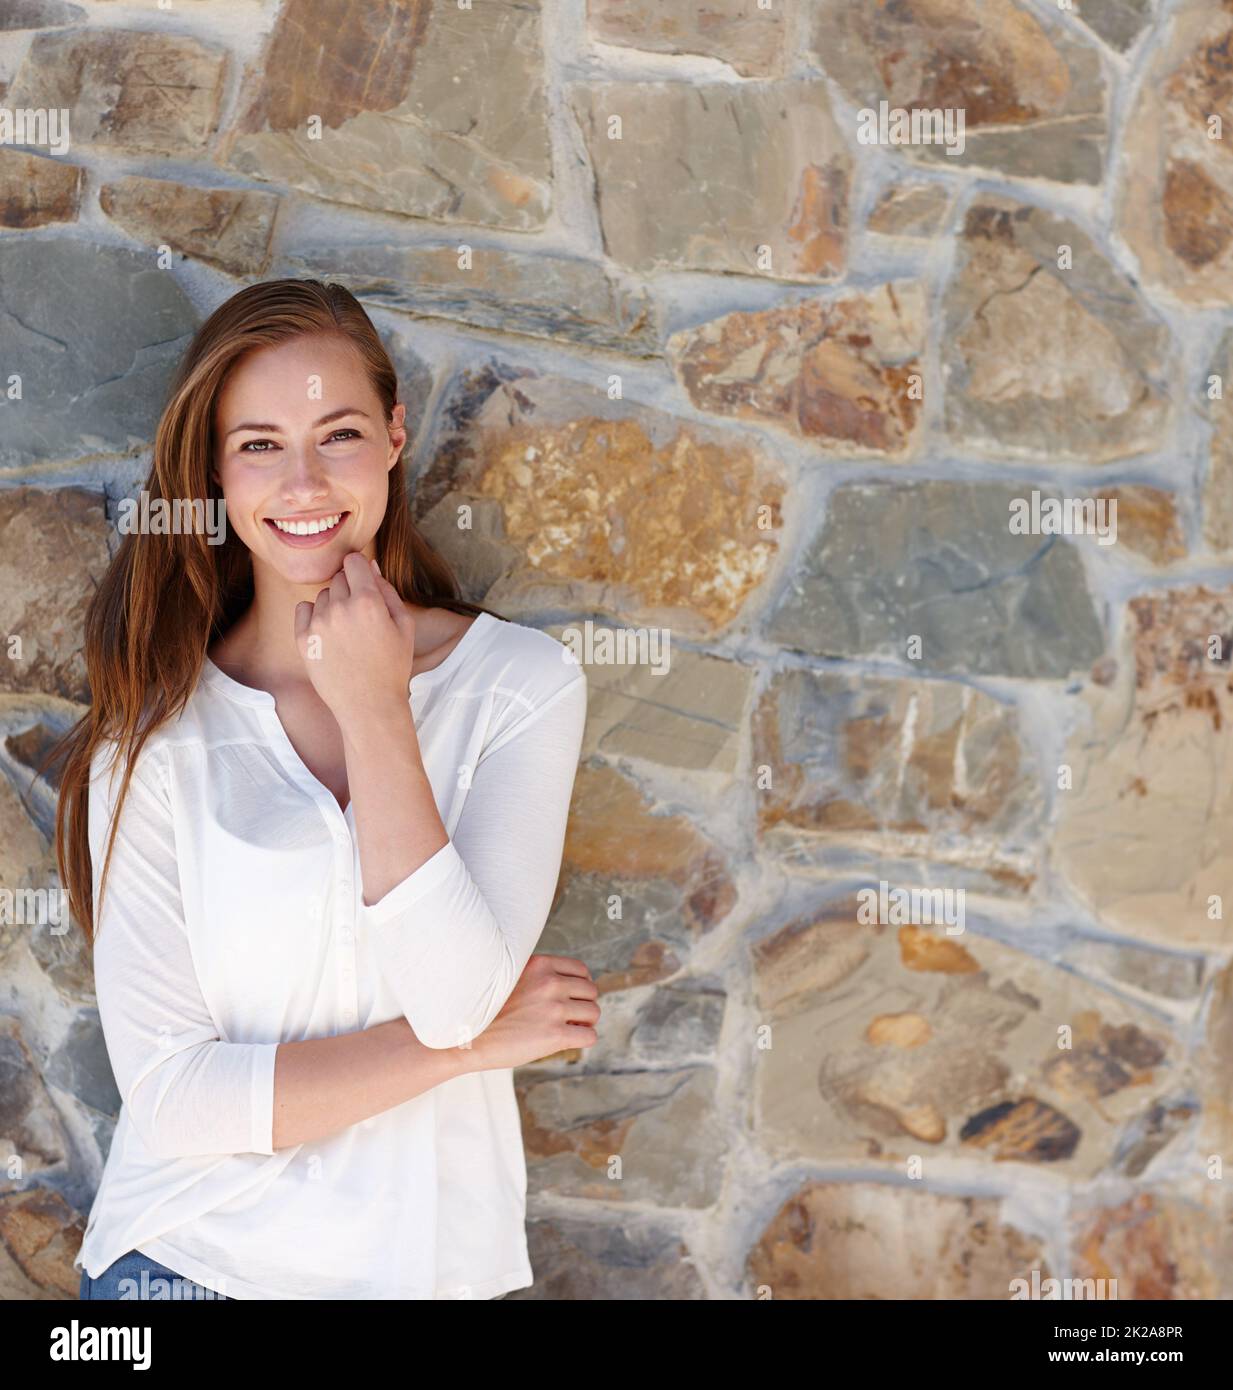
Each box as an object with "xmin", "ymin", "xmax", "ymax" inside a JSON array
[
  {"xmin": 0, "ymin": 0, "xmax": 85, "ymax": 27},
  {"xmin": 45, "ymin": 1011, "xmax": 120, "ymax": 1118},
  {"xmin": 1075, "ymin": 0, "xmax": 1154, "ymax": 53},
  {"xmin": 558, "ymin": 763, "xmax": 737, "ymax": 948},
  {"xmin": 753, "ymin": 902, "xmax": 1178, "ymax": 1175},
  {"xmin": 1118, "ymin": 1, "xmax": 1233, "ymax": 306},
  {"xmin": 521, "ymin": 1064, "xmax": 725, "ymax": 1205},
  {"xmin": 754, "ymin": 670, "xmax": 1044, "ymax": 896},
  {"xmin": 568, "ymin": 80, "xmax": 851, "ymax": 280},
  {"xmin": 221, "ymin": 0, "xmax": 552, "ymax": 229},
  {"xmin": 867, "ymin": 182, "xmax": 954, "ymax": 239},
  {"xmin": 0, "ymin": 772, "xmax": 50, "ymax": 938},
  {"xmin": 629, "ymin": 978, "xmax": 726, "ymax": 1063},
  {"xmin": 668, "ymin": 282, "xmax": 925, "ymax": 458},
  {"xmin": 417, "ymin": 373, "xmax": 784, "ymax": 634},
  {"xmin": 0, "ymin": 490, "xmax": 112, "ymax": 700},
  {"xmin": 1110, "ymin": 1099, "xmax": 1200, "ymax": 1179},
  {"xmin": 1055, "ymin": 585, "xmax": 1233, "ymax": 949},
  {"xmin": 0, "ymin": 241, "xmax": 199, "ymax": 469},
  {"xmin": 810, "ymin": 0, "xmax": 1107, "ymax": 183},
  {"xmin": 0, "ymin": 1187, "xmax": 86, "ymax": 1300},
  {"xmin": 282, "ymin": 245, "xmax": 660, "ymax": 355},
  {"xmin": 415, "ymin": 490, "xmax": 523, "ymax": 603},
  {"xmin": 1095, "ymin": 486, "xmax": 1186, "ymax": 566},
  {"xmin": 1070, "ymin": 1192, "xmax": 1227, "ymax": 1299},
  {"xmin": 100, "ymin": 176, "xmax": 280, "ymax": 277},
  {"xmin": 0, "ymin": 150, "xmax": 82, "ymax": 228},
  {"xmin": 6, "ymin": 29, "xmax": 226, "ymax": 156},
  {"xmin": 540, "ymin": 873, "xmax": 692, "ymax": 1006},
  {"xmin": 0, "ymin": 1017, "xmax": 69, "ymax": 1184},
  {"xmin": 944, "ymin": 200, "xmax": 1170, "ymax": 463},
  {"xmin": 747, "ymin": 1183, "xmax": 1048, "ymax": 1298},
  {"xmin": 1203, "ymin": 330, "xmax": 1233, "ymax": 553},
  {"xmin": 549, "ymin": 631, "xmax": 750, "ymax": 777},
  {"xmin": 587, "ymin": 0, "xmax": 785, "ymax": 77},
  {"xmin": 766, "ymin": 481, "xmax": 1106, "ymax": 679},
  {"xmin": 517, "ymin": 1217, "xmax": 704, "ymax": 1299},
  {"xmin": 0, "ymin": 762, "xmax": 73, "ymax": 997},
  {"xmin": 1060, "ymin": 937, "xmax": 1205, "ymax": 1004},
  {"xmin": 1199, "ymin": 958, "xmax": 1233, "ymax": 1185},
  {"xmin": 6, "ymin": 722, "xmax": 68, "ymax": 793}
]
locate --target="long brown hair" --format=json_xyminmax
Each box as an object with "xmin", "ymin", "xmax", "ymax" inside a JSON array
[{"xmin": 51, "ymin": 278, "xmax": 500, "ymax": 946}]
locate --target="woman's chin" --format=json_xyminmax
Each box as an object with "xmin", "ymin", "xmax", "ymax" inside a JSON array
[{"xmin": 254, "ymin": 542, "xmax": 348, "ymax": 587}]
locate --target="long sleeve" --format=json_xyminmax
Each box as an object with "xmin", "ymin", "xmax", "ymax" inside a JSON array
[
  {"xmin": 87, "ymin": 742, "xmax": 280, "ymax": 1160},
  {"xmin": 358, "ymin": 670, "xmax": 588, "ymax": 1049}
]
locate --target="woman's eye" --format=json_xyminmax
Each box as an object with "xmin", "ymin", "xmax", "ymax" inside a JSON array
[{"xmin": 239, "ymin": 429, "xmax": 359, "ymax": 454}]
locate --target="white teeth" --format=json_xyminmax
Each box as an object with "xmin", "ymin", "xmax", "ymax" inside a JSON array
[{"xmin": 272, "ymin": 513, "xmax": 343, "ymax": 536}]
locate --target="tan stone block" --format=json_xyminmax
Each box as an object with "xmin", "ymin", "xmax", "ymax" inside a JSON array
[
  {"xmin": 754, "ymin": 914, "xmax": 1180, "ymax": 1174},
  {"xmin": 283, "ymin": 243, "xmax": 659, "ymax": 354},
  {"xmin": 562, "ymin": 763, "xmax": 736, "ymax": 942},
  {"xmin": 0, "ymin": 1187, "xmax": 85, "ymax": 1300},
  {"xmin": 944, "ymin": 200, "xmax": 1170, "ymax": 463},
  {"xmin": 1071, "ymin": 1191, "xmax": 1228, "ymax": 1299},
  {"xmin": 221, "ymin": 0, "xmax": 551, "ymax": 229},
  {"xmin": 747, "ymin": 1182, "xmax": 1049, "ymax": 1298},
  {"xmin": 521, "ymin": 1066, "xmax": 725, "ymax": 1206},
  {"xmin": 588, "ymin": 0, "xmax": 786, "ymax": 77},
  {"xmin": 1095, "ymin": 486, "xmax": 1186, "ymax": 566},
  {"xmin": 1117, "ymin": 1, "xmax": 1233, "ymax": 305},
  {"xmin": 1055, "ymin": 585, "xmax": 1233, "ymax": 948},
  {"xmin": 568, "ymin": 80, "xmax": 850, "ymax": 280},
  {"xmin": 0, "ymin": 150, "xmax": 81, "ymax": 228},
  {"xmin": 754, "ymin": 670, "xmax": 1044, "ymax": 896},
  {"xmin": 100, "ymin": 176, "xmax": 279, "ymax": 277},
  {"xmin": 546, "ymin": 632, "xmax": 749, "ymax": 776},
  {"xmin": 1203, "ymin": 331, "xmax": 1233, "ymax": 553},
  {"xmin": 422, "ymin": 374, "xmax": 784, "ymax": 634},
  {"xmin": 867, "ymin": 181, "xmax": 953, "ymax": 239},
  {"xmin": 668, "ymin": 282, "xmax": 925, "ymax": 458},
  {"xmin": 524, "ymin": 1216, "xmax": 704, "ymax": 1298},
  {"xmin": 810, "ymin": 0, "xmax": 1106, "ymax": 183},
  {"xmin": 0, "ymin": 1016, "xmax": 70, "ymax": 1186},
  {"xmin": 7, "ymin": 29, "xmax": 225, "ymax": 157},
  {"xmin": 0, "ymin": 489, "xmax": 111, "ymax": 701}
]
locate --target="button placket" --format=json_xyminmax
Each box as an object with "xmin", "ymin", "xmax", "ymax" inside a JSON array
[{"xmin": 334, "ymin": 817, "xmax": 359, "ymax": 1028}]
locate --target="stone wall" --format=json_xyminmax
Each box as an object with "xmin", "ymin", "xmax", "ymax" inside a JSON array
[{"xmin": 1, "ymin": 0, "xmax": 1232, "ymax": 1300}]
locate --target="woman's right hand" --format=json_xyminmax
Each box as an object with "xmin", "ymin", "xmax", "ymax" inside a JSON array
[{"xmin": 467, "ymin": 954, "xmax": 600, "ymax": 1070}]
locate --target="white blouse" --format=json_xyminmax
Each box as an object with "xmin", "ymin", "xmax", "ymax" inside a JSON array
[{"xmin": 73, "ymin": 610, "xmax": 588, "ymax": 1299}]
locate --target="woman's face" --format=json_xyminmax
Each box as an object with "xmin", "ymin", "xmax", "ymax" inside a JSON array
[{"xmin": 213, "ymin": 333, "xmax": 406, "ymax": 591}]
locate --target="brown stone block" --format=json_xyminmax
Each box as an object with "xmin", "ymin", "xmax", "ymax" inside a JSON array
[
  {"xmin": 668, "ymin": 282, "xmax": 925, "ymax": 458},
  {"xmin": 747, "ymin": 1181, "xmax": 1049, "ymax": 1298}
]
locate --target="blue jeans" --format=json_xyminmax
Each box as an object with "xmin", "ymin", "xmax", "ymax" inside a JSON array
[{"xmin": 79, "ymin": 1248, "xmax": 232, "ymax": 1300}]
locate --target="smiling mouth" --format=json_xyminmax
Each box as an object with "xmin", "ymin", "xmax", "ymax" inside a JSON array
[{"xmin": 264, "ymin": 511, "xmax": 349, "ymax": 546}]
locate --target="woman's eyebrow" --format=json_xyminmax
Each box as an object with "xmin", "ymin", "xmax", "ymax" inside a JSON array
[{"xmin": 225, "ymin": 407, "xmax": 372, "ymax": 437}]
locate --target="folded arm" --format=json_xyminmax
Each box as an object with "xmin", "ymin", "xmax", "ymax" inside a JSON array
[
  {"xmin": 87, "ymin": 746, "xmax": 467, "ymax": 1161},
  {"xmin": 351, "ymin": 673, "xmax": 588, "ymax": 1050}
]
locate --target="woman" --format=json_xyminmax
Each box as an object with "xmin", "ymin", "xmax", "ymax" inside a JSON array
[{"xmin": 54, "ymin": 279, "xmax": 598, "ymax": 1300}]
